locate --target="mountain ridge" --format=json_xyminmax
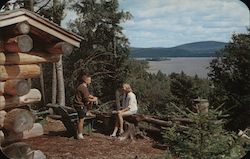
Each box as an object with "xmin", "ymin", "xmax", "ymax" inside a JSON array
[{"xmin": 131, "ymin": 41, "xmax": 227, "ymax": 58}]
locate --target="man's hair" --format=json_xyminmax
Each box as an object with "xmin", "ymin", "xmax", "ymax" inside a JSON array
[
  {"xmin": 78, "ymin": 71, "xmax": 91, "ymax": 83},
  {"xmin": 123, "ymin": 83, "xmax": 133, "ymax": 92}
]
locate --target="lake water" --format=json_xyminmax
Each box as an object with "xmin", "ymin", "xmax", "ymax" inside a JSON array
[{"xmin": 136, "ymin": 57, "xmax": 215, "ymax": 78}]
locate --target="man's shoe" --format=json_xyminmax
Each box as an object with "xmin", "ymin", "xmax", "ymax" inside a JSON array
[{"xmin": 77, "ymin": 133, "xmax": 84, "ymax": 139}]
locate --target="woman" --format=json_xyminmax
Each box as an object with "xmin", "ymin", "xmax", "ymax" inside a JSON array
[{"xmin": 110, "ymin": 83, "xmax": 138, "ymax": 137}]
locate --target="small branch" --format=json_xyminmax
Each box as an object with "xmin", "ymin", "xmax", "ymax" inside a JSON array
[{"xmin": 35, "ymin": 0, "xmax": 52, "ymax": 13}]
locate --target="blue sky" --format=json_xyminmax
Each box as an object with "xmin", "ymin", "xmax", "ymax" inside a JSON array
[{"xmin": 63, "ymin": 0, "xmax": 249, "ymax": 48}]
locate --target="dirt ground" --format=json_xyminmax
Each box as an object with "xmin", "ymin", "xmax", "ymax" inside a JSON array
[{"xmin": 24, "ymin": 118, "xmax": 166, "ymax": 159}]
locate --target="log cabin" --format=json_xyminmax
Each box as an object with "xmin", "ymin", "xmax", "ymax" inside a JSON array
[
  {"xmin": 0, "ymin": 8, "xmax": 83, "ymax": 155},
  {"xmin": 0, "ymin": 8, "xmax": 83, "ymax": 108}
]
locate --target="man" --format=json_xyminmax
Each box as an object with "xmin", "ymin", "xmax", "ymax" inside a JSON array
[
  {"xmin": 74, "ymin": 72, "xmax": 98, "ymax": 139},
  {"xmin": 110, "ymin": 83, "xmax": 138, "ymax": 137}
]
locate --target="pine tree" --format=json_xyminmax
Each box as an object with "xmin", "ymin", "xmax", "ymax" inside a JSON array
[
  {"xmin": 209, "ymin": 30, "xmax": 250, "ymax": 130},
  {"xmin": 64, "ymin": 0, "xmax": 132, "ymax": 104},
  {"xmin": 163, "ymin": 104, "xmax": 250, "ymax": 159}
]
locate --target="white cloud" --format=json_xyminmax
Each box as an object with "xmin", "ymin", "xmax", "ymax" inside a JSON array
[{"xmin": 119, "ymin": 0, "xmax": 249, "ymax": 47}]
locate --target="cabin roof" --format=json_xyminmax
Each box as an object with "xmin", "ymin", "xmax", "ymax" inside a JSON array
[{"xmin": 0, "ymin": 9, "xmax": 83, "ymax": 48}]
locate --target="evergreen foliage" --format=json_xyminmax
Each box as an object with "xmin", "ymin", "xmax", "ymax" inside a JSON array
[
  {"xmin": 209, "ymin": 30, "xmax": 250, "ymax": 130},
  {"xmin": 163, "ymin": 105, "xmax": 250, "ymax": 159},
  {"xmin": 64, "ymin": 0, "xmax": 132, "ymax": 104}
]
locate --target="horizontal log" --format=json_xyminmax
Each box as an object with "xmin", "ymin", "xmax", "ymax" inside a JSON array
[
  {"xmin": 0, "ymin": 130, "xmax": 4, "ymax": 144},
  {"xmin": 47, "ymin": 42, "xmax": 73, "ymax": 55},
  {"xmin": 138, "ymin": 123, "xmax": 161, "ymax": 133},
  {"xmin": 0, "ymin": 89, "xmax": 42, "ymax": 110},
  {"xmin": 0, "ymin": 110, "xmax": 6, "ymax": 129},
  {"xmin": 0, "ymin": 52, "xmax": 60, "ymax": 64},
  {"xmin": 0, "ymin": 22, "xmax": 30, "ymax": 36},
  {"xmin": 15, "ymin": 21, "xmax": 31, "ymax": 35},
  {"xmin": 3, "ymin": 35, "xmax": 33, "ymax": 53},
  {"xmin": 3, "ymin": 131, "xmax": 23, "ymax": 144},
  {"xmin": 2, "ymin": 142, "xmax": 33, "ymax": 158},
  {"xmin": 0, "ymin": 64, "xmax": 40, "ymax": 81},
  {"xmin": 3, "ymin": 108, "xmax": 34, "ymax": 133},
  {"xmin": 0, "ymin": 79, "xmax": 30, "ymax": 96},
  {"xmin": 143, "ymin": 116, "xmax": 173, "ymax": 127}
]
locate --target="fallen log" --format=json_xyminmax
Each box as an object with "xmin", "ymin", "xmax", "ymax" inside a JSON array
[
  {"xmin": 47, "ymin": 42, "xmax": 74, "ymax": 55},
  {"xmin": 0, "ymin": 89, "xmax": 42, "ymax": 110},
  {"xmin": 0, "ymin": 79, "xmax": 30, "ymax": 96},
  {"xmin": 138, "ymin": 122, "xmax": 161, "ymax": 133},
  {"xmin": 0, "ymin": 52, "xmax": 60, "ymax": 65},
  {"xmin": 23, "ymin": 123, "xmax": 44, "ymax": 139},
  {"xmin": 3, "ymin": 35, "xmax": 33, "ymax": 53},
  {"xmin": 143, "ymin": 116, "xmax": 173, "ymax": 127},
  {"xmin": 0, "ymin": 64, "xmax": 40, "ymax": 81},
  {"xmin": 3, "ymin": 108, "xmax": 34, "ymax": 133}
]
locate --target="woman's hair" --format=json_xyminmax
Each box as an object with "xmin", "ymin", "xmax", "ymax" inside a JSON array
[{"xmin": 123, "ymin": 83, "xmax": 133, "ymax": 92}]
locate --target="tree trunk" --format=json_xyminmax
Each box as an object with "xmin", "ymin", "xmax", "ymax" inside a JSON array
[
  {"xmin": 0, "ymin": 79, "xmax": 30, "ymax": 96},
  {"xmin": 0, "ymin": 64, "xmax": 40, "ymax": 81},
  {"xmin": 3, "ymin": 108, "xmax": 34, "ymax": 133},
  {"xmin": 52, "ymin": 63, "xmax": 57, "ymax": 104},
  {"xmin": 0, "ymin": 52, "xmax": 60, "ymax": 65},
  {"xmin": 3, "ymin": 35, "xmax": 33, "ymax": 53},
  {"xmin": 0, "ymin": 89, "xmax": 42, "ymax": 110},
  {"xmin": 24, "ymin": 0, "xmax": 34, "ymax": 12},
  {"xmin": 53, "ymin": 0, "xmax": 65, "ymax": 106},
  {"xmin": 56, "ymin": 55, "xmax": 65, "ymax": 106},
  {"xmin": 39, "ymin": 64, "xmax": 46, "ymax": 105}
]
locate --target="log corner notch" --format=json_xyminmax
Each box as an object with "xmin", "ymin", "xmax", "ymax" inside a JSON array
[
  {"xmin": 47, "ymin": 42, "xmax": 74, "ymax": 55},
  {"xmin": 15, "ymin": 21, "xmax": 30, "ymax": 35},
  {"xmin": 0, "ymin": 79, "xmax": 30, "ymax": 96}
]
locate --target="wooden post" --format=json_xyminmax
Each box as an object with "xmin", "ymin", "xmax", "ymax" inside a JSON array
[
  {"xmin": 3, "ymin": 35, "xmax": 33, "ymax": 53},
  {"xmin": 0, "ymin": 64, "xmax": 41, "ymax": 81},
  {"xmin": 0, "ymin": 80, "xmax": 30, "ymax": 96},
  {"xmin": 193, "ymin": 98, "xmax": 209, "ymax": 113},
  {"xmin": 0, "ymin": 89, "xmax": 42, "ymax": 110}
]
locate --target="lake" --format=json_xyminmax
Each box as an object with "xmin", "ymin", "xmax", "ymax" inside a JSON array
[{"xmin": 136, "ymin": 57, "xmax": 215, "ymax": 78}]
